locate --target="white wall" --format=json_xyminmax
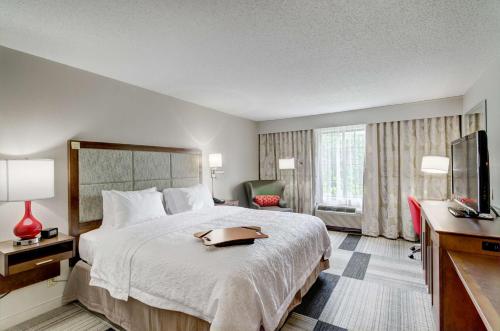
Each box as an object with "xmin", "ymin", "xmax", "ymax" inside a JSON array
[
  {"xmin": 0, "ymin": 46, "xmax": 258, "ymax": 328},
  {"xmin": 463, "ymin": 57, "xmax": 500, "ymax": 209},
  {"xmin": 257, "ymin": 96, "xmax": 463, "ymax": 134}
]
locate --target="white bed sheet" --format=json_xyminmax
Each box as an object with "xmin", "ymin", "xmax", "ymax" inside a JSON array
[
  {"xmin": 79, "ymin": 228, "xmax": 112, "ymax": 265},
  {"xmin": 89, "ymin": 206, "xmax": 331, "ymax": 331}
]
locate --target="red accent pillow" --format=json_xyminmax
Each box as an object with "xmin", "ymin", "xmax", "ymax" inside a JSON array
[{"xmin": 254, "ymin": 195, "xmax": 280, "ymax": 207}]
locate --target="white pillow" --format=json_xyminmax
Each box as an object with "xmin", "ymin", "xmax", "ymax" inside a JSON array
[
  {"xmin": 102, "ymin": 187, "xmax": 157, "ymax": 228},
  {"xmin": 184, "ymin": 184, "xmax": 214, "ymax": 211},
  {"xmin": 163, "ymin": 184, "xmax": 214, "ymax": 214},
  {"xmin": 162, "ymin": 188, "xmax": 183, "ymax": 214},
  {"xmin": 112, "ymin": 190, "xmax": 166, "ymax": 228}
]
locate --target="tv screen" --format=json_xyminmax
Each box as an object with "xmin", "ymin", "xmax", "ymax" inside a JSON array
[{"xmin": 451, "ymin": 130, "xmax": 490, "ymax": 214}]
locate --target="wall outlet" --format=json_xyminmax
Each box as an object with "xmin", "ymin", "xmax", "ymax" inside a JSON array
[{"xmin": 47, "ymin": 278, "xmax": 57, "ymax": 287}]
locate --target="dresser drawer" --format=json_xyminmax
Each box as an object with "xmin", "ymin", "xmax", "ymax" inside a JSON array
[{"xmin": 8, "ymin": 251, "xmax": 73, "ymax": 275}]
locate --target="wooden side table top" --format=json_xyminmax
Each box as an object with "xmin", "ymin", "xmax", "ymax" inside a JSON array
[{"xmin": 0, "ymin": 233, "xmax": 74, "ymax": 255}]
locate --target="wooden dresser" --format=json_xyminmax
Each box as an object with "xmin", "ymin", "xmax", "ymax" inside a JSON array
[{"xmin": 421, "ymin": 200, "xmax": 500, "ymax": 331}]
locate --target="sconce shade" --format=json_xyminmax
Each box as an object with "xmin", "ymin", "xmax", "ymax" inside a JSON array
[
  {"xmin": 421, "ymin": 156, "xmax": 449, "ymax": 174},
  {"xmin": 279, "ymin": 158, "xmax": 295, "ymax": 170},
  {"xmin": 0, "ymin": 159, "xmax": 55, "ymax": 202},
  {"xmin": 209, "ymin": 153, "xmax": 222, "ymax": 168}
]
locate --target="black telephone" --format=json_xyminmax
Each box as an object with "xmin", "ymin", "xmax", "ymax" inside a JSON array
[{"xmin": 213, "ymin": 197, "xmax": 226, "ymax": 204}]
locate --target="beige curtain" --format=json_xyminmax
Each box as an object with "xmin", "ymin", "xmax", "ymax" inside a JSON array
[
  {"xmin": 259, "ymin": 130, "xmax": 314, "ymax": 214},
  {"xmin": 363, "ymin": 116, "xmax": 460, "ymax": 241}
]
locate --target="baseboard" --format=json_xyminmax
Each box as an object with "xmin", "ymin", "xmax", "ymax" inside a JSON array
[
  {"xmin": 326, "ymin": 225, "xmax": 362, "ymax": 234},
  {"xmin": 0, "ymin": 295, "xmax": 63, "ymax": 330}
]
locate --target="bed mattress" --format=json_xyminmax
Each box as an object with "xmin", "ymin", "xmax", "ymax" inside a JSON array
[
  {"xmin": 87, "ymin": 206, "xmax": 331, "ymax": 331},
  {"xmin": 79, "ymin": 227, "xmax": 112, "ymax": 265}
]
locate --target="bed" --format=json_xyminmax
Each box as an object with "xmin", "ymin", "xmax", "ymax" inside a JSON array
[{"xmin": 62, "ymin": 140, "xmax": 331, "ymax": 331}]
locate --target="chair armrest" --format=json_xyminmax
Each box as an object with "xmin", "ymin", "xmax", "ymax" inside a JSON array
[
  {"xmin": 279, "ymin": 199, "xmax": 288, "ymax": 208},
  {"xmin": 250, "ymin": 202, "xmax": 262, "ymax": 209}
]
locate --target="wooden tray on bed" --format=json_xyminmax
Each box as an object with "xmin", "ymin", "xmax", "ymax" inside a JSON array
[{"xmin": 194, "ymin": 226, "xmax": 269, "ymax": 247}]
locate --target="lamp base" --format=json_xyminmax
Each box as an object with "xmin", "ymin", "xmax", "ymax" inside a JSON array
[
  {"xmin": 13, "ymin": 237, "xmax": 40, "ymax": 246},
  {"xmin": 13, "ymin": 201, "xmax": 43, "ymax": 239}
]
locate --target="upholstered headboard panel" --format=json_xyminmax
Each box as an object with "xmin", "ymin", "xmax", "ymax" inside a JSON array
[{"xmin": 68, "ymin": 140, "xmax": 202, "ymax": 239}]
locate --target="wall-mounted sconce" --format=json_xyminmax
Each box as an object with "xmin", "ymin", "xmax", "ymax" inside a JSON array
[{"xmin": 208, "ymin": 153, "xmax": 224, "ymax": 200}]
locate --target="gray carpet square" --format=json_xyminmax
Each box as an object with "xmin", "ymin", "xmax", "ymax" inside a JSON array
[
  {"xmin": 364, "ymin": 253, "xmax": 427, "ymax": 292},
  {"xmin": 327, "ymin": 231, "xmax": 348, "ymax": 249},
  {"xmin": 293, "ymin": 273, "xmax": 340, "ymax": 319},
  {"xmin": 319, "ymin": 277, "xmax": 434, "ymax": 331},
  {"xmin": 281, "ymin": 313, "xmax": 317, "ymax": 331},
  {"xmin": 338, "ymin": 234, "xmax": 361, "ymax": 251},
  {"xmin": 323, "ymin": 249, "xmax": 353, "ymax": 276},
  {"xmin": 6, "ymin": 303, "xmax": 116, "ymax": 331},
  {"xmin": 355, "ymin": 235, "xmax": 415, "ymax": 259},
  {"xmin": 313, "ymin": 321, "xmax": 348, "ymax": 331},
  {"xmin": 341, "ymin": 252, "xmax": 370, "ymax": 280},
  {"xmin": 281, "ymin": 314, "xmax": 347, "ymax": 331}
]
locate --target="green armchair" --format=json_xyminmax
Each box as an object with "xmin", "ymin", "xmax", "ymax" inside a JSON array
[{"xmin": 243, "ymin": 180, "xmax": 293, "ymax": 212}]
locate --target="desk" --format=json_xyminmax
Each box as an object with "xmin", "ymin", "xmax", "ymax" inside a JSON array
[
  {"xmin": 448, "ymin": 251, "xmax": 500, "ymax": 330},
  {"xmin": 421, "ymin": 200, "xmax": 500, "ymax": 331}
]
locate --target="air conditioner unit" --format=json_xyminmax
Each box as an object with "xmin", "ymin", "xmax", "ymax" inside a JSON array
[{"xmin": 314, "ymin": 205, "xmax": 362, "ymax": 231}]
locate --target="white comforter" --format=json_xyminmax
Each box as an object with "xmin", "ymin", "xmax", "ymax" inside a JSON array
[{"xmin": 90, "ymin": 206, "xmax": 331, "ymax": 331}]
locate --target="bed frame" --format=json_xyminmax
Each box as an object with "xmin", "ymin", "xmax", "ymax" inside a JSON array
[{"xmin": 67, "ymin": 140, "xmax": 202, "ymax": 263}]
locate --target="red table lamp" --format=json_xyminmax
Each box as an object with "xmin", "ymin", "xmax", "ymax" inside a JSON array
[{"xmin": 0, "ymin": 159, "xmax": 55, "ymax": 245}]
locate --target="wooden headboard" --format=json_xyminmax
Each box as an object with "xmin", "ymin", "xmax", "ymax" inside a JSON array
[{"xmin": 67, "ymin": 140, "xmax": 202, "ymax": 260}]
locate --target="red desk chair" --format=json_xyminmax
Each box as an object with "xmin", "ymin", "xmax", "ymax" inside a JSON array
[{"xmin": 408, "ymin": 196, "xmax": 422, "ymax": 259}]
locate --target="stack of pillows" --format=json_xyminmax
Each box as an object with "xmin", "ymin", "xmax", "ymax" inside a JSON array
[
  {"xmin": 101, "ymin": 184, "xmax": 214, "ymax": 229},
  {"xmin": 253, "ymin": 195, "xmax": 281, "ymax": 207}
]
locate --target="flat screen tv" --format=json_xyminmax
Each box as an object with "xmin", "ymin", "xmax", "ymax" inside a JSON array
[{"xmin": 451, "ymin": 130, "xmax": 490, "ymax": 214}]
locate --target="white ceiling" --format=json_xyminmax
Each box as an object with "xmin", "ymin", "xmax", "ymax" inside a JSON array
[{"xmin": 1, "ymin": 1, "xmax": 500, "ymax": 121}]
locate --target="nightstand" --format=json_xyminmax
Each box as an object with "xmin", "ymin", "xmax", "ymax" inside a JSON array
[
  {"xmin": 215, "ymin": 200, "xmax": 239, "ymax": 206},
  {"xmin": 0, "ymin": 234, "xmax": 75, "ymax": 293}
]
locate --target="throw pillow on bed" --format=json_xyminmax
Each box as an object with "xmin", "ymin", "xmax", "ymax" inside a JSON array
[{"xmin": 254, "ymin": 195, "xmax": 280, "ymax": 207}]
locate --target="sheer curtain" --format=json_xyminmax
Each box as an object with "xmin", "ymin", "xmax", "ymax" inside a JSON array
[
  {"xmin": 315, "ymin": 125, "xmax": 366, "ymax": 211},
  {"xmin": 259, "ymin": 130, "xmax": 314, "ymax": 214},
  {"xmin": 362, "ymin": 116, "xmax": 460, "ymax": 240}
]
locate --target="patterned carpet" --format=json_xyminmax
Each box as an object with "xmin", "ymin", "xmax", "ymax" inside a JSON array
[
  {"xmin": 283, "ymin": 232, "xmax": 434, "ymax": 331},
  {"xmin": 8, "ymin": 231, "xmax": 434, "ymax": 331},
  {"xmin": 5, "ymin": 303, "xmax": 116, "ymax": 331}
]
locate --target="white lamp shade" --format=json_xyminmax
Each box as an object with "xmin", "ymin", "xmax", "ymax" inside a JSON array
[
  {"xmin": 421, "ymin": 156, "xmax": 449, "ymax": 174},
  {"xmin": 279, "ymin": 158, "xmax": 295, "ymax": 170},
  {"xmin": 0, "ymin": 159, "xmax": 55, "ymax": 201},
  {"xmin": 208, "ymin": 153, "xmax": 222, "ymax": 168}
]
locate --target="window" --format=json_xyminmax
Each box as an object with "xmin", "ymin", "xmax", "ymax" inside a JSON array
[{"xmin": 315, "ymin": 125, "xmax": 366, "ymax": 210}]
